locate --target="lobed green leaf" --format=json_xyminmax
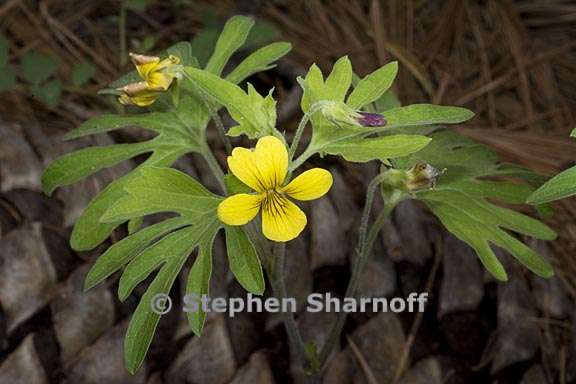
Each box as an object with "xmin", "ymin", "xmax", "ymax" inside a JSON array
[
  {"xmin": 527, "ymin": 166, "xmax": 576, "ymax": 205},
  {"xmin": 347, "ymin": 61, "xmax": 398, "ymax": 109},
  {"xmin": 226, "ymin": 42, "xmax": 292, "ymax": 84},
  {"xmin": 83, "ymin": 216, "xmax": 191, "ymax": 291},
  {"xmin": 323, "ymin": 135, "xmax": 431, "ymax": 163},
  {"xmin": 205, "ymin": 15, "xmax": 254, "ymax": 76}
]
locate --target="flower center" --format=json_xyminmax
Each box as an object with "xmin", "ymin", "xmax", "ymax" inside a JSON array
[{"xmin": 262, "ymin": 189, "xmax": 288, "ymax": 216}]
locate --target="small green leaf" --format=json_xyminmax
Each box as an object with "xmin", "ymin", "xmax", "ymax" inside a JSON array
[
  {"xmin": 21, "ymin": 51, "xmax": 58, "ymax": 84},
  {"xmin": 128, "ymin": 217, "xmax": 143, "ymax": 234},
  {"xmin": 101, "ymin": 167, "xmax": 221, "ymax": 223},
  {"xmin": 244, "ymin": 19, "xmax": 281, "ymax": 48},
  {"xmin": 324, "ymin": 56, "xmax": 352, "ymax": 102},
  {"xmin": 421, "ymin": 189, "xmax": 555, "ymax": 280},
  {"xmin": 0, "ymin": 64, "xmax": 17, "ymax": 92},
  {"xmin": 205, "ymin": 15, "xmax": 254, "ymax": 76},
  {"xmin": 347, "ymin": 61, "xmax": 398, "ymax": 109},
  {"xmin": 225, "ymin": 42, "xmax": 292, "ymax": 84},
  {"xmin": 185, "ymin": 67, "xmax": 277, "ymax": 139},
  {"xmin": 382, "ymin": 104, "xmax": 474, "ymax": 129},
  {"xmin": 527, "ymin": 166, "xmax": 576, "ymax": 205},
  {"xmin": 123, "ymin": 235, "xmax": 193, "ymax": 374},
  {"xmin": 186, "ymin": 220, "xmax": 220, "ymax": 335},
  {"xmin": 167, "ymin": 41, "xmax": 195, "ymax": 66},
  {"xmin": 118, "ymin": 226, "xmax": 196, "ymax": 301},
  {"xmin": 323, "ymin": 135, "xmax": 431, "ymax": 163},
  {"xmin": 31, "ymin": 79, "xmax": 62, "ymax": 108},
  {"xmin": 124, "ymin": 0, "xmax": 148, "ymax": 11},
  {"xmin": 190, "ymin": 28, "xmax": 220, "ymax": 68},
  {"xmin": 72, "ymin": 62, "xmax": 96, "ymax": 86},
  {"xmin": 64, "ymin": 111, "xmax": 189, "ymax": 140},
  {"xmin": 84, "ymin": 217, "xmax": 190, "ymax": 291},
  {"xmin": 224, "ymin": 226, "xmax": 265, "ymax": 294},
  {"xmin": 42, "ymin": 142, "xmax": 152, "ymax": 195},
  {"xmin": 299, "ymin": 64, "xmax": 325, "ymax": 113}
]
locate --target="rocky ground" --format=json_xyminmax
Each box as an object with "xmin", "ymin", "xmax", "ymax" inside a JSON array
[
  {"xmin": 0, "ymin": 117, "xmax": 574, "ymax": 384},
  {"xmin": 1, "ymin": 1, "xmax": 576, "ymax": 383}
]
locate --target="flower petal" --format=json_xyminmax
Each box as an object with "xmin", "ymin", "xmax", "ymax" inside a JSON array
[
  {"xmin": 228, "ymin": 148, "xmax": 267, "ymax": 192},
  {"xmin": 282, "ymin": 168, "xmax": 333, "ymax": 201},
  {"xmin": 218, "ymin": 194, "xmax": 262, "ymax": 226},
  {"xmin": 254, "ymin": 136, "xmax": 288, "ymax": 189},
  {"xmin": 147, "ymin": 72, "xmax": 174, "ymax": 91},
  {"xmin": 261, "ymin": 194, "xmax": 307, "ymax": 242},
  {"xmin": 118, "ymin": 90, "xmax": 160, "ymax": 107}
]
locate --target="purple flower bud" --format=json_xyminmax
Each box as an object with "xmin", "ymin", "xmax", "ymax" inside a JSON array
[{"xmin": 355, "ymin": 112, "xmax": 387, "ymax": 127}]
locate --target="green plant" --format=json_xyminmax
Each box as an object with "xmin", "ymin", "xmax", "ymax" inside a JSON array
[
  {"xmin": 527, "ymin": 128, "xmax": 576, "ymax": 205},
  {"xmin": 42, "ymin": 15, "xmax": 556, "ymax": 378},
  {"xmin": 0, "ymin": 34, "xmax": 96, "ymax": 107}
]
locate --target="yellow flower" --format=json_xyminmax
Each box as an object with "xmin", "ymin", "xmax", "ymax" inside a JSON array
[
  {"xmin": 218, "ymin": 136, "xmax": 333, "ymax": 242},
  {"xmin": 117, "ymin": 53, "xmax": 180, "ymax": 107}
]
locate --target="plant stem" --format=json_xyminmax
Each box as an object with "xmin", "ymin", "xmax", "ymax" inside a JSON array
[
  {"xmin": 200, "ymin": 142, "xmax": 226, "ymax": 193},
  {"xmin": 211, "ymin": 110, "xmax": 232, "ymax": 154},
  {"xmin": 289, "ymin": 147, "xmax": 316, "ymax": 172},
  {"xmin": 317, "ymin": 174, "xmax": 394, "ymax": 367},
  {"xmin": 289, "ymin": 112, "xmax": 312, "ymax": 161},
  {"xmin": 268, "ymin": 243, "xmax": 310, "ymax": 371}
]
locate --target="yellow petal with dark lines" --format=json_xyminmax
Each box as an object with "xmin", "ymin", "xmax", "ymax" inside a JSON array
[
  {"xmin": 218, "ymin": 193, "xmax": 263, "ymax": 226},
  {"xmin": 283, "ymin": 168, "xmax": 333, "ymax": 201},
  {"xmin": 261, "ymin": 192, "xmax": 307, "ymax": 242}
]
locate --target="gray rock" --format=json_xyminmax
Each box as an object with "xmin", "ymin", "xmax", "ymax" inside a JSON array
[
  {"xmin": 323, "ymin": 349, "xmax": 354, "ymax": 384},
  {"xmin": 0, "ymin": 334, "xmax": 49, "ymax": 384},
  {"xmin": 527, "ymin": 239, "xmax": 570, "ymax": 319},
  {"xmin": 0, "ymin": 223, "xmax": 57, "ymax": 332},
  {"xmin": 146, "ymin": 372, "xmax": 163, "ymax": 384},
  {"xmin": 438, "ymin": 234, "xmax": 484, "ymax": 317},
  {"xmin": 226, "ymin": 281, "xmax": 265, "ymax": 364},
  {"xmin": 267, "ymin": 235, "xmax": 312, "ymax": 330},
  {"xmin": 398, "ymin": 357, "xmax": 443, "ymax": 384},
  {"xmin": 391, "ymin": 200, "xmax": 432, "ymax": 265},
  {"xmin": 568, "ymin": 309, "xmax": 576, "ymax": 382},
  {"xmin": 491, "ymin": 275, "xmax": 539, "ymax": 373},
  {"xmin": 0, "ymin": 122, "xmax": 42, "ymax": 192},
  {"xmin": 521, "ymin": 364, "xmax": 549, "ymax": 384},
  {"xmin": 167, "ymin": 315, "xmax": 236, "ymax": 384},
  {"xmin": 328, "ymin": 167, "xmax": 361, "ymax": 232},
  {"xmin": 293, "ymin": 310, "xmax": 339, "ymax": 382},
  {"xmin": 311, "ymin": 197, "xmax": 348, "ymax": 269},
  {"xmin": 55, "ymin": 135, "xmax": 134, "ymax": 227},
  {"xmin": 323, "ymin": 313, "xmax": 405, "ymax": 384},
  {"xmin": 230, "ymin": 351, "xmax": 275, "ymax": 384},
  {"xmin": 379, "ymin": 215, "xmax": 402, "ymax": 260},
  {"xmin": 355, "ymin": 245, "xmax": 396, "ymax": 300},
  {"xmin": 65, "ymin": 320, "xmax": 146, "ymax": 384},
  {"xmin": 285, "ymin": 235, "xmax": 313, "ymax": 311},
  {"xmin": 51, "ymin": 265, "xmax": 116, "ymax": 362}
]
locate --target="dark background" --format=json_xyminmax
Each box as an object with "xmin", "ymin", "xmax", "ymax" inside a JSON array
[{"xmin": 0, "ymin": 1, "xmax": 575, "ymax": 383}]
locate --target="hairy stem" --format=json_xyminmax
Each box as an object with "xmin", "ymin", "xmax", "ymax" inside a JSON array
[
  {"xmin": 200, "ymin": 142, "xmax": 226, "ymax": 193},
  {"xmin": 268, "ymin": 243, "xmax": 310, "ymax": 371},
  {"xmin": 211, "ymin": 111, "xmax": 232, "ymax": 154},
  {"xmin": 317, "ymin": 174, "xmax": 394, "ymax": 366},
  {"xmin": 289, "ymin": 147, "xmax": 316, "ymax": 172},
  {"xmin": 289, "ymin": 112, "xmax": 312, "ymax": 161}
]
